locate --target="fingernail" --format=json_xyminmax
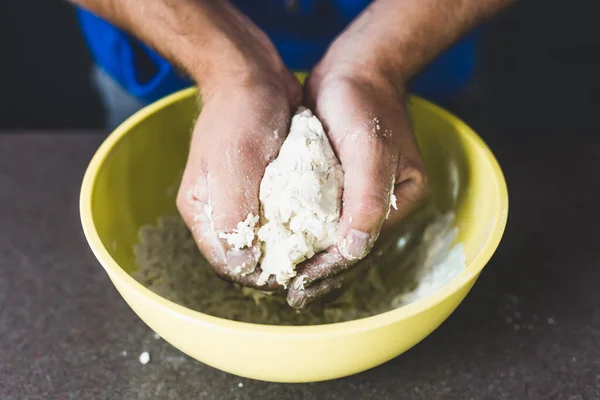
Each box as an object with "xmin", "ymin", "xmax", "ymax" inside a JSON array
[
  {"xmin": 287, "ymin": 276, "xmax": 345, "ymax": 310},
  {"xmin": 226, "ymin": 249, "xmax": 257, "ymax": 275},
  {"xmin": 287, "ymin": 290, "xmax": 307, "ymax": 309},
  {"xmin": 340, "ymin": 229, "xmax": 371, "ymax": 260}
]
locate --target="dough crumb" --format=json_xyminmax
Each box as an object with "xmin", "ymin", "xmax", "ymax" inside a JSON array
[
  {"xmin": 293, "ymin": 275, "xmax": 308, "ymax": 291},
  {"xmin": 219, "ymin": 214, "xmax": 259, "ymax": 250},
  {"xmin": 139, "ymin": 352, "xmax": 150, "ymax": 364},
  {"xmin": 391, "ymin": 194, "xmax": 398, "ymax": 210}
]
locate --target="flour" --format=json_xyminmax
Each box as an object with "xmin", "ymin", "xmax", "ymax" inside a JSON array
[
  {"xmin": 132, "ymin": 206, "xmax": 466, "ymax": 325},
  {"xmin": 391, "ymin": 194, "xmax": 398, "ymax": 210},
  {"xmin": 390, "ymin": 213, "xmax": 465, "ymax": 306},
  {"xmin": 293, "ymin": 274, "xmax": 308, "ymax": 291},
  {"xmin": 139, "ymin": 352, "xmax": 150, "ymax": 365}
]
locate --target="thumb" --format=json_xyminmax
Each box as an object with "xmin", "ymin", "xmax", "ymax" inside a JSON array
[
  {"xmin": 337, "ymin": 141, "xmax": 397, "ymax": 261},
  {"xmin": 338, "ymin": 146, "xmax": 429, "ymax": 260}
]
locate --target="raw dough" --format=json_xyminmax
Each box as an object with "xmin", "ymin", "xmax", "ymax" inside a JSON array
[
  {"xmin": 257, "ymin": 107, "xmax": 344, "ymax": 286},
  {"xmin": 219, "ymin": 214, "xmax": 259, "ymax": 252},
  {"xmin": 222, "ymin": 107, "xmax": 344, "ymax": 286}
]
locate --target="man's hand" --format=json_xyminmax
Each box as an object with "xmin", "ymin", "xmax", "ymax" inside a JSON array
[
  {"xmin": 287, "ymin": 0, "xmax": 515, "ymax": 308},
  {"xmin": 171, "ymin": 7, "xmax": 302, "ymax": 289},
  {"xmin": 176, "ymin": 81, "xmax": 302, "ymax": 289},
  {"xmin": 71, "ymin": 0, "xmax": 302, "ymax": 287},
  {"xmin": 286, "ymin": 69, "xmax": 429, "ymax": 308}
]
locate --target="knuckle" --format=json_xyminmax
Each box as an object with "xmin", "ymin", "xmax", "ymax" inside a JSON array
[
  {"xmin": 397, "ymin": 161, "xmax": 431, "ymax": 203},
  {"xmin": 353, "ymin": 191, "xmax": 391, "ymax": 218},
  {"xmin": 175, "ymin": 188, "xmax": 189, "ymax": 214},
  {"xmin": 411, "ymin": 167, "xmax": 430, "ymax": 201},
  {"xmin": 418, "ymin": 172, "xmax": 432, "ymax": 200}
]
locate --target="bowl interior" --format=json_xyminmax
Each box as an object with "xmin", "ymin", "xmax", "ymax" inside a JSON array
[{"xmin": 88, "ymin": 88, "xmax": 506, "ymax": 307}]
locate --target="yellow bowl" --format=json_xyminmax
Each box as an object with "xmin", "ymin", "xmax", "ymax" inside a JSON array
[{"xmin": 80, "ymin": 84, "xmax": 508, "ymax": 383}]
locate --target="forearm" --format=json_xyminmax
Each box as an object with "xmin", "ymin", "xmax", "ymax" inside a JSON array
[
  {"xmin": 70, "ymin": 0, "xmax": 284, "ymax": 93},
  {"xmin": 331, "ymin": 0, "xmax": 516, "ymax": 86}
]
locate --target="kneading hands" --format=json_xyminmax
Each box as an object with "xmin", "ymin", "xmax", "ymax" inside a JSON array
[{"xmin": 72, "ymin": 0, "xmax": 515, "ymax": 308}]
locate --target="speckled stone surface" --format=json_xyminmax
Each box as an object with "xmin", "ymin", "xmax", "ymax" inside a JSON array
[{"xmin": 1, "ymin": 121, "xmax": 600, "ymax": 399}]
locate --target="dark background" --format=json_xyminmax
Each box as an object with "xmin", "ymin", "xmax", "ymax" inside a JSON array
[
  {"xmin": 0, "ymin": 0, "xmax": 104, "ymax": 129},
  {"xmin": 1, "ymin": 0, "xmax": 599, "ymax": 132}
]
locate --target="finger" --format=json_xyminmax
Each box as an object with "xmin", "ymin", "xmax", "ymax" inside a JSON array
[
  {"xmin": 177, "ymin": 147, "xmax": 280, "ymax": 290},
  {"xmin": 289, "ymin": 245, "xmax": 354, "ymax": 289},
  {"xmin": 211, "ymin": 111, "xmax": 293, "ymax": 267},
  {"xmin": 231, "ymin": 269, "xmax": 283, "ymax": 291},
  {"xmin": 287, "ymin": 272, "xmax": 345, "ymax": 309},
  {"xmin": 384, "ymin": 161, "xmax": 431, "ymax": 231},
  {"xmin": 206, "ymin": 135, "xmax": 264, "ymax": 276},
  {"xmin": 334, "ymin": 102, "xmax": 428, "ymax": 260},
  {"xmin": 177, "ymin": 96, "xmax": 292, "ymax": 288},
  {"xmin": 286, "ymin": 246, "xmax": 352, "ymax": 309},
  {"xmin": 287, "ymin": 242, "xmax": 382, "ymax": 309},
  {"xmin": 336, "ymin": 123, "xmax": 398, "ymax": 261},
  {"xmin": 177, "ymin": 161, "xmax": 227, "ymax": 268}
]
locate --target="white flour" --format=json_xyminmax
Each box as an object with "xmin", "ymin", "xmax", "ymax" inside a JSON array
[
  {"xmin": 132, "ymin": 204, "xmax": 466, "ymax": 326},
  {"xmin": 218, "ymin": 213, "xmax": 259, "ymax": 250}
]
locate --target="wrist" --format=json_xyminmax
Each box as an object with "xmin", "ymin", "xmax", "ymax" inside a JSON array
[
  {"xmin": 310, "ymin": 21, "xmax": 411, "ymax": 97},
  {"xmin": 189, "ymin": 48, "xmax": 289, "ymax": 100},
  {"xmin": 310, "ymin": 48, "xmax": 407, "ymax": 103},
  {"xmin": 171, "ymin": 4, "xmax": 289, "ymax": 100},
  {"xmin": 91, "ymin": 0, "xmax": 287, "ymax": 98}
]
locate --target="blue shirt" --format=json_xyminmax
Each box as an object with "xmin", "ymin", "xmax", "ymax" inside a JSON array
[{"xmin": 76, "ymin": 0, "xmax": 478, "ymax": 105}]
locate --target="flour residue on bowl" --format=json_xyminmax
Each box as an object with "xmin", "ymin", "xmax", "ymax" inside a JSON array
[{"xmin": 132, "ymin": 204, "xmax": 465, "ymax": 325}]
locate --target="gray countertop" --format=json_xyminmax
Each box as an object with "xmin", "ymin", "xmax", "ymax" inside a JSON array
[{"xmin": 1, "ymin": 118, "xmax": 600, "ymax": 399}]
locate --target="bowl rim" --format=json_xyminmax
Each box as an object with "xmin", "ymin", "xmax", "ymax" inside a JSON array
[{"xmin": 80, "ymin": 87, "xmax": 509, "ymax": 337}]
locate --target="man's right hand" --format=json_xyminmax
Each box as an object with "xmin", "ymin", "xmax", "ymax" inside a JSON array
[
  {"xmin": 176, "ymin": 77, "xmax": 302, "ymax": 289},
  {"xmin": 163, "ymin": 4, "xmax": 303, "ymax": 289},
  {"xmin": 72, "ymin": 0, "xmax": 302, "ymax": 287}
]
